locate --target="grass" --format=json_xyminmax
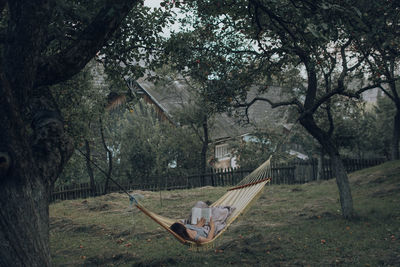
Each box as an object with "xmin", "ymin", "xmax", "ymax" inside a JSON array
[{"xmin": 50, "ymin": 160, "xmax": 400, "ymax": 266}]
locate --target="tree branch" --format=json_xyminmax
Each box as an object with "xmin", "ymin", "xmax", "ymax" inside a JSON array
[
  {"xmin": 35, "ymin": 0, "xmax": 140, "ymax": 87},
  {"xmin": 29, "ymin": 87, "xmax": 74, "ymax": 186},
  {"xmin": 0, "ymin": 0, "xmax": 6, "ymax": 18},
  {"xmin": 378, "ymin": 84, "xmax": 395, "ymax": 102},
  {"xmin": 234, "ymin": 96, "xmax": 304, "ymax": 123},
  {"xmin": 303, "ymin": 82, "xmax": 380, "ymax": 119}
]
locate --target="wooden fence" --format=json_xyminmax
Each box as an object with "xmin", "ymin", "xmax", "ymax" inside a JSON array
[{"xmin": 51, "ymin": 157, "xmax": 385, "ymax": 202}]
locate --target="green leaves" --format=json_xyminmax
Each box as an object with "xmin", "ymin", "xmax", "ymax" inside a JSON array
[
  {"xmin": 119, "ymin": 101, "xmax": 203, "ymax": 180},
  {"xmin": 100, "ymin": 3, "xmax": 174, "ymax": 80}
]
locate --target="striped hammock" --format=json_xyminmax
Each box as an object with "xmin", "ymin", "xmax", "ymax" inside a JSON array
[{"xmin": 133, "ymin": 156, "xmax": 272, "ymax": 248}]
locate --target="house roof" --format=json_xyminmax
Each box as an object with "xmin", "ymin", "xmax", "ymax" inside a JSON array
[{"xmin": 132, "ymin": 77, "xmax": 289, "ymax": 142}]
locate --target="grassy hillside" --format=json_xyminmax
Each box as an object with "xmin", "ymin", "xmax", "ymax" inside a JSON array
[{"xmin": 50, "ymin": 161, "xmax": 400, "ymax": 266}]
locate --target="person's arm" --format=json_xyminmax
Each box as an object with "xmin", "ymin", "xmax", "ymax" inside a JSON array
[
  {"xmin": 195, "ymin": 217, "xmax": 206, "ymax": 227},
  {"xmin": 197, "ymin": 217, "xmax": 215, "ymax": 243}
]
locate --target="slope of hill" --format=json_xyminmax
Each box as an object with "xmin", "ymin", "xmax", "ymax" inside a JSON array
[{"xmin": 50, "ymin": 160, "xmax": 400, "ymax": 266}]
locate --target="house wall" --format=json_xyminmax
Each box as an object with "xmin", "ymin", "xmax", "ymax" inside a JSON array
[
  {"xmin": 213, "ymin": 157, "xmax": 233, "ymax": 169},
  {"xmin": 211, "ymin": 142, "xmax": 238, "ymax": 170},
  {"xmin": 142, "ymin": 94, "xmax": 172, "ymax": 123}
]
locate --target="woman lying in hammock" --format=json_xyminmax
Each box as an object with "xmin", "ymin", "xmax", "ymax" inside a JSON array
[
  {"xmin": 170, "ymin": 217, "xmax": 215, "ymax": 243},
  {"xmin": 170, "ymin": 201, "xmax": 235, "ymax": 243}
]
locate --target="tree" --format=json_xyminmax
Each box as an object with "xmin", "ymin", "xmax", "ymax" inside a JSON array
[
  {"xmin": 160, "ymin": 8, "xmax": 262, "ymax": 177},
  {"xmin": 350, "ymin": 0, "xmax": 400, "ymax": 159},
  {"xmin": 152, "ymin": 68, "xmax": 216, "ymax": 182},
  {"xmin": 118, "ymin": 99, "xmax": 202, "ymax": 183},
  {"xmin": 52, "ymin": 61, "xmax": 110, "ymax": 195},
  {"xmin": 173, "ymin": 0, "xmax": 387, "ymax": 219},
  {"xmin": 0, "ymin": 1, "xmax": 172, "ymax": 265},
  {"xmin": 358, "ymin": 94, "xmax": 398, "ymax": 159}
]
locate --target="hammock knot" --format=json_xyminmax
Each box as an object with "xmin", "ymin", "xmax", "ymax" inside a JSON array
[{"xmin": 129, "ymin": 194, "xmax": 138, "ymax": 206}]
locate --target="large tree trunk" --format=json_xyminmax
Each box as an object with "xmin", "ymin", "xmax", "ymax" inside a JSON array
[
  {"xmin": 386, "ymin": 64, "xmax": 400, "ymax": 160},
  {"xmin": 390, "ymin": 106, "xmax": 400, "ymax": 160},
  {"xmin": 0, "ymin": 1, "xmax": 138, "ymax": 265},
  {"xmin": 331, "ymin": 153, "xmax": 353, "ymax": 218},
  {"xmin": 200, "ymin": 115, "xmax": 209, "ymax": 186},
  {"xmin": 300, "ymin": 115, "xmax": 354, "ymax": 219},
  {"xmin": 0, "ymin": 172, "xmax": 51, "ymax": 266},
  {"xmin": 317, "ymin": 150, "xmax": 324, "ymax": 181},
  {"xmin": 85, "ymin": 139, "xmax": 97, "ymax": 197},
  {"xmin": 100, "ymin": 118, "xmax": 113, "ymax": 195},
  {"xmin": 0, "ymin": 84, "xmax": 74, "ymax": 266},
  {"xmin": 0, "ymin": 2, "xmax": 73, "ymax": 264}
]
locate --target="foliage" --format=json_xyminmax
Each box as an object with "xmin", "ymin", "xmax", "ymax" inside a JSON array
[
  {"xmin": 166, "ymin": 0, "xmax": 378, "ymax": 146},
  {"xmin": 331, "ymin": 93, "xmax": 398, "ymax": 159},
  {"xmin": 160, "ymin": 6, "xmax": 261, "ymax": 114},
  {"xmin": 101, "ymin": 3, "xmax": 175, "ymax": 80},
  {"xmin": 52, "ymin": 61, "xmax": 129, "ymax": 186},
  {"xmin": 361, "ymin": 94, "xmax": 397, "ymax": 158},
  {"xmin": 52, "ymin": 62, "xmax": 107, "ymax": 146},
  {"xmin": 117, "ymin": 99, "xmax": 202, "ymax": 183},
  {"xmin": 348, "ymin": 0, "xmax": 400, "ymax": 159}
]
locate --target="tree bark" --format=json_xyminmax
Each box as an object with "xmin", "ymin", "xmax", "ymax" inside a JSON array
[
  {"xmin": 300, "ymin": 115, "xmax": 354, "ymax": 219},
  {"xmin": 85, "ymin": 139, "xmax": 96, "ymax": 197},
  {"xmin": 0, "ymin": 1, "xmax": 139, "ymax": 265},
  {"xmin": 331, "ymin": 153, "xmax": 354, "ymax": 218},
  {"xmin": 100, "ymin": 118, "xmax": 113, "ymax": 195},
  {"xmin": 200, "ymin": 115, "xmax": 209, "ymax": 186},
  {"xmin": 317, "ymin": 150, "xmax": 324, "ymax": 181},
  {"xmin": 0, "ymin": 81, "xmax": 74, "ymax": 266},
  {"xmin": 390, "ymin": 104, "xmax": 400, "ymax": 160}
]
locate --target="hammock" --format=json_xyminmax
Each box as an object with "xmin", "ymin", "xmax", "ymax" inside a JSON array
[{"xmin": 132, "ymin": 156, "xmax": 272, "ymax": 248}]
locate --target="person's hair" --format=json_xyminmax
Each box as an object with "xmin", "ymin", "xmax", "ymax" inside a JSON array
[{"xmin": 170, "ymin": 223, "xmax": 190, "ymax": 240}]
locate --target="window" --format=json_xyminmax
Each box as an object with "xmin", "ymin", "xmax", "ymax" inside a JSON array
[{"xmin": 215, "ymin": 144, "xmax": 229, "ymax": 159}]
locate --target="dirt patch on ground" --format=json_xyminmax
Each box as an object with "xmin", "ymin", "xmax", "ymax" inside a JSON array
[
  {"xmin": 131, "ymin": 257, "xmax": 178, "ymax": 267},
  {"xmin": 87, "ymin": 202, "xmax": 111, "ymax": 211},
  {"xmin": 50, "ymin": 217, "xmax": 74, "ymax": 231},
  {"xmin": 50, "ymin": 217, "xmax": 102, "ymax": 234},
  {"xmin": 79, "ymin": 198, "xmax": 125, "ymax": 212},
  {"xmin": 350, "ymin": 167, "xmax": 385, "ymax": 186},
  {"xmin": 84, "ymin": 252, "xmax": 139, "ymax": 267},
  {"xmin": 370, "ymin": 185, "xmax": 400, "ymax": 198},
  {"xmin": 307, "ymin": 211, "xmax": 338, "ymax": 220}
]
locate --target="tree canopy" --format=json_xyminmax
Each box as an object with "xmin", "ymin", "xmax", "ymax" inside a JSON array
[
  {"xmin": 160, "ymin": 0, "xmax": 400, "ymax": 219},
  {"xmin": 0, "ymin": 1, "xmax": 172, "ymax": 265}
]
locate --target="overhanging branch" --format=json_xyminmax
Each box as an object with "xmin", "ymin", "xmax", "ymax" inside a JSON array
[
  {"xmin": 35, "ymin": 0, "xmax": 140, "ymax": 87},
  {"xmin": 234, "ymin": 96, "xmax": 303, "ymax": 123}
]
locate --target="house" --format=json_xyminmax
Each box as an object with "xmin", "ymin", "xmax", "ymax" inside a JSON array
[
  {"xmin": 90, "ymin": 61, "xmax": 382, "ymax": 170},
  {"xmin": 127, "ymin": 77, "xmax": 292, "ymax": 169}
]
